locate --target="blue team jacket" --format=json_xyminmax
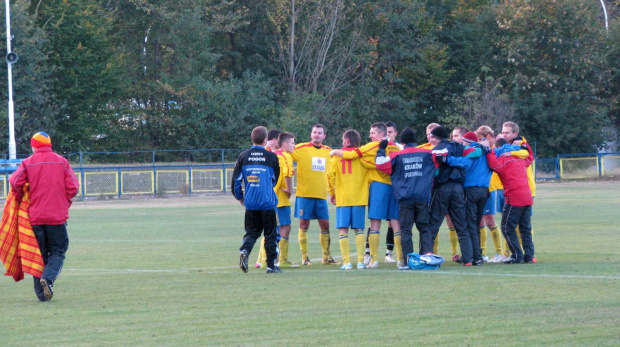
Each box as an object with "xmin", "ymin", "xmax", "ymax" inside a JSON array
[
  {"xmin": 446, "ymin": 142, "xmax": 490, "ymax": 188},
  {"xmin": 231, "ymin": 145, "xmax": 279, "ymax": 210},
  {"xmin": 376, "ymin": 144, "xmax": 435, "ymax": 203}
]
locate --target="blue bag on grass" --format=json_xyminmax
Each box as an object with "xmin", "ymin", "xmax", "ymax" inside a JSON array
[{"xmin": 407, "ymin": 253, "xmax": 444, "ymax": 270}]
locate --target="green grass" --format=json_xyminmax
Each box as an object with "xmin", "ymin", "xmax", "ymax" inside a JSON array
[{"xmin": 1, "ymin": 181, "xmax": 619, "ymax": 346}]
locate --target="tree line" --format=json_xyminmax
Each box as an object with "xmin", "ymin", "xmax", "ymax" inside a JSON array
[{"xmin": 1, "ymin": 0, "xmax": 619, "ymax": 158}]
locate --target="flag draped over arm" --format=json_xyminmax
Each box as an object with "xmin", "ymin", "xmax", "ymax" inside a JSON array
[{"xmin": 0, "ymin": 185, "xmax": 44, "ymax": 281}]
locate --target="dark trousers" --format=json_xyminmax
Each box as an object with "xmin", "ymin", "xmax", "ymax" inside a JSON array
[
  {"xmin": 33, "ymin": 224, "xmax": 69, "ymax": 301},
  {"xmin": 399, "ymin": 201, "xmax": 432, "ymax": 256},
  {"xmin": 464, "ymin": 187, "xmax": 488, "ymax": 262},
  {"xmin": 429, "ymin": 182, "xmax": 473, "ymax": 263},
  {"xmin": 501, "ymin": 203, "xmax": 534, "ymax": 262},
  {"xmin": 385, "ymin": 227, "xmax": 394, "ymax": 252},
  {"xmin": 240, "ymin": 209, "xmax": 278, "ymax": 268}
]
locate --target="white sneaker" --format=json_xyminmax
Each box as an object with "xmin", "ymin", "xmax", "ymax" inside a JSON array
[
  {"xmin": 396, "ymin": 260, "xmax": 404, "ymax": 268},
  {"xmin": 368, "ymin": 260, "xmax": 379, "ymax": 268},
  {"xmin": 482, "ymin": 255, "xmax": 489, "ymax": 263},
  {"xmin": 363, "ymin": 253, "xmax": 371, "ymax": 266},
  {"xmin": 488, "ymin": 254, "xmax": 503, "ymax": 263},
  {"xmin": 340, "ymin": 262, "xmax": 353, "ymax": 270},
  {"xmin": 385, "ymin": 254, "xmax": 396, "ymax": 263},
  {"xmin": 357, "ymin": 262, "xmax": 367, "ymax": 270}
]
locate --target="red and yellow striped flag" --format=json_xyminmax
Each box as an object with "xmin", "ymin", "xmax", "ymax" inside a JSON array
[{"xmin": 0, "ymin": 185, "xmax": 44, "ymax": 281}]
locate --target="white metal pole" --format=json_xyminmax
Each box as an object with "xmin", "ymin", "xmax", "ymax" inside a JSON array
[
  {"xmin": 599, "ymin": 0, "xmax": 609, "ymax": 34},
  {"xmin": 5, "ymin": 0, "xmax": 16, "ymax": 159}
]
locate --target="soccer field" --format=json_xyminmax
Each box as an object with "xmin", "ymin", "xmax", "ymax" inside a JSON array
[{"xmin": 1, "ymin": 181, "xmax": 619, "ymax": 346}]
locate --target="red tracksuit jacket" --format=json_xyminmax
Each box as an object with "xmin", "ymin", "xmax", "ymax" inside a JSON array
[
  {"xmin": 485, "ymin": 150, "xmax": 533, "ymax": 207},
  {"xmin": 9, "ymin": 147, "xmax": 79, "ymax": 225}
]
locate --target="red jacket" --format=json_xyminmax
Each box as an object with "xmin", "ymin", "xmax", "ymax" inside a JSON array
[
  {"xmin": 485, "ymin": 149, "xmax": 533, "ymax": 207},
  {"xmin": 9, "ymin": 147, "xmax": 79, "ymax": 225}
]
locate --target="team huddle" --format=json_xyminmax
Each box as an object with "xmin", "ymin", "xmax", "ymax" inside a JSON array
[{"xmin": 232, "ymin": 121, "xmax": 536, "ymax": 273}]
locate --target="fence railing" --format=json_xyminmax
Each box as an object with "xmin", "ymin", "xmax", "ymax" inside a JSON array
[{"xmin": 0, "ymin": 150, "xmax": 618, "ymax": 199}]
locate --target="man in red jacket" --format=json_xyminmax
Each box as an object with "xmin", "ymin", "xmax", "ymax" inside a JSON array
[
  {"xmin": 9, "ymin": 132, "xmax": 79, "ymax": 301},
  {"xmin": 484, "ymin": 138, "xmax": 535, "ymax": 264}
]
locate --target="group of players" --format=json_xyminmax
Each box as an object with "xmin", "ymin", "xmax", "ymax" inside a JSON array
[{"xmin": 232, "ymin": 121, "xmax": 536, "ymax": 273}]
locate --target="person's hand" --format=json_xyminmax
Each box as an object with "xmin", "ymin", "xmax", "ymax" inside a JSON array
[
  {"xmin": 329, "ymin": 195, "xmax": 336, "ymax": 205},
  {"xmin": 379, "ymin": 139, "xmax": 389, "ymax": 150},
  {"xmin": 481, "ymin": 146, "xmax": 492, "ymax": 154},
  {"xmin": 281, "ymin": 188, "xmax": 291, "ymax": 198},
  {"xmin": 436, "ymin": 155, "xmax": 448, "ymax": 164},
  {"xmin": 239, "ymin": 198, "xmax": 245, "ymax": 206}
]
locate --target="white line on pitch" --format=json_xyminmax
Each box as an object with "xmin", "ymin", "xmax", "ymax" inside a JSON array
[{"xmin": 61, "ymin": 267, "xmax": 620, "ymax": 280}]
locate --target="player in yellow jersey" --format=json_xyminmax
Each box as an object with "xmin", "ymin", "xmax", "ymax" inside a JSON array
[
  {"xmin": 382, "ymin": 121, "xmax": 403, "ymax": 263},
  {"xmin": 327, "ymin": 130, "xmax": 373, "ymax": 270},
  {"xmin": 274, "ymin": 132, "xmax": 296, "ymax": 266},
  {"xmin": 290, "ymin": 124, "xmax": 338, "ymax": 265},
  {"xmin": 330, "ymin": 123, "xmax": 403, "ymax": 268}
]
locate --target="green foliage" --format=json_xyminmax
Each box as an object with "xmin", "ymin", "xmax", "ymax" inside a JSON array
[
  {"xmin": 492, "ymin": 0, "xmax": 610, "ymax": 156},
  {"xmin": 30, "ymin": 0, "xmax": 120, "ymax": 153},
  {"xmin": 181, "ymin": 71, "xmax": 278, "ymax": 149}
]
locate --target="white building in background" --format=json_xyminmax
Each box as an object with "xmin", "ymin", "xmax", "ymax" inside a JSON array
[{"xmin": 600, "ymin": 125, "xmax": 619, "ymax": 171}]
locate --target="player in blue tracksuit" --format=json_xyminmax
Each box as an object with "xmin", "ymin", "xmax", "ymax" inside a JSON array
[
  {"xmin": 375, "ymin": 128, "xmax": 437, "ymax": 258},
  {"xmin": 442, "ymin": 132, "xmax": 489, "ymax": 265},
  {"xmin": 232, "ymin": 126, "xmax": 281, "ymax": 273}
]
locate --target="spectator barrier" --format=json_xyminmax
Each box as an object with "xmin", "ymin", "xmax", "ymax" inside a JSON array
[{"xmin": 1, "ymin": 150, "xmax": 618, "ymax": 199}]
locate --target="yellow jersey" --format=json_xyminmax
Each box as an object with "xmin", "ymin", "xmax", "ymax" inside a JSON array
[
  {"xmin": 290, "ymin": 142, "xmax": 332, "ymax": 199},
  {"xmin": 274, "ymin": 150, "xmax": 294, "ymax": 207},
  {"xmin": 341, "ymin": 141, "xmax": 400, "ymax": 185},
  {"xmin": 510, "ymin": 138, "xmax": 537, "ymax": 197},
  {"xmin": 327, "ymin": 148, "xmax": 370, "ymax": 207},
  {"xmin": 416, "ymin": 142, "xmax": 434, "ymax": 150},
  {"xmin": 488, "ymin": 172, "xmax": 504, "ymax": 192}
]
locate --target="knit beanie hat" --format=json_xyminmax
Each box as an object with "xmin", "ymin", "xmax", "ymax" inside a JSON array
[
  {"xmin": 399, "ymin": 127, "xmax": 417, "ymax": 145},
  {"xmin": 462, "ymin": 131, "xmax": 478, "ymax": 144},
  {"xmin": 430, "ymin": 126, "xmax": 449, "ymax": 140},
  {"xmin": 31, "ymin": 132, "xmax": 52, "ymax": 148}
]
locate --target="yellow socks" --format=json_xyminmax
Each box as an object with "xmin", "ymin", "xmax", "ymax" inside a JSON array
[
  {"xmin": 368, "ymin": 230, "xmax": 380, "ymax": 262},
  {"xmin": 278, "ymin": 237, "xmax": 289, "ymax": 264},
  {"xmin": 339, "ymin": 233, "xmax": 350, "ymax": 264},
  {"xmin": 298, "ymin": 229, "xmax": 308, "ymax": 260},
  {"xmin": 489, "ymin": 225, "xmax": 502, "ymax": 254},
  {"xmin": 480, "ymin": 226, "xmax": 488, "ymax": 257},
  {"xmin": 393, "ymin": 231, "xmax": 403, "ymax": 261},
  {"xmin": 449, "ymin": 226, "xmax": 458, "ymax": 256},
  {"xmin": 256, "ymin": 237, "xmax": 266, "ymax": 264},
  {"xmin": 355, "ymin": 230, "xmax": 366, "ymax": 264},
  {"xmin": 320, "ymin": 230, "xmax": 331, "ymax": 258},
  {"xmin": 433, "ymin": 234, "xmax": 439, "ymax": 254}
]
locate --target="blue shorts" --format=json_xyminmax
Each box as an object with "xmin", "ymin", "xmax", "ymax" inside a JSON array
[
  {"xmin": 294, "ymin": 197, "xmax": 329, "ymax": 220},
  {"xmin": 496, "ymin": 190, "xmax": 505, "ymax": 212},
  {"xmin": 336, "ymin": 206, "xmax": 366, "ymax": 229},
  {"xmin": 277, "ymin": 206, "xmax": 291, "ymax": 226},
  {"xmin": 368, "ymin": 181, "xmax": 399, "ymax": 220},
  {"xmin": 483, "ymin": 190, "xmax": 498, "ymax": 215}
]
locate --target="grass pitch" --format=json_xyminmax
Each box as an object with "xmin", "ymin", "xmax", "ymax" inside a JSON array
[{"xmin": 1, "ymin": 181, "xmax": 619, "ymax": 346}]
